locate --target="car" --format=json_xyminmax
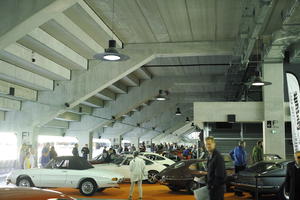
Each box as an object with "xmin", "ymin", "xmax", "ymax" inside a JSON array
[
  {"xmin": 157, "ymin": 156, "xmax": 235, "ymax": 194},
  {"xmin": 231, "ymin": 160, "xmax": 291, "ymax": 200},
  {"xmin": 89, "ymin": 153, "xmax": 120, "ymax": 165},
  {"xmin": 264, "ymin": 154, "xmax": 282, "ymax": 161},
  {"xmin": 139, "ymin": 152, "xmax": 175, "ymax": 167},
  {"xmin": 161, "ymin": 151, "xmax": 181, "ymax": 162},
  {"xmin": 6, "ymin": 156, "xmax": 124, "ymax": 196},
  {"xmin": 0, "ymin": 187, "xmax": 75, "ymax": 200},
  {"xmin": 93, "ymin": 154, "xmax": 166, "ymax": 184}
]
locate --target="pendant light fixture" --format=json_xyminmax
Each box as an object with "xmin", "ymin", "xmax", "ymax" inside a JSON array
[
  {"xmin": 185, "ymin": 117, "xmax": 190, "ymax": 122},
  {"xmin": 251, "ymin": 71, "xmax": 272, "ymax": 86},
  {"xmin": 156, "ymin": 90, "xmax": 167, "ymax": 101},
  {"xmin": 93, "ymin": 0, "xmax": 129, "ymax": 62},
  {"xmin": 175, "ymin": 107, "xmax": 182, "ymax": 116}
]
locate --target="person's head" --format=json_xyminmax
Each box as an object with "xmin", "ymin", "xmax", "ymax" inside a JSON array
[
  {"xmin": 205, "ymin": 136, "xmax": 216, "ymax": 153},
  {"xmin": 51, "ymin": 146, "xmax": 55, "ymax": 151},
  {"xmin": 239, "ymin": 141, "xmax": 246, "ymax": 148},
  {"xmin": 75, "ymin": 143, "xmax": 78, "ymax": 148},
  {"xmin": 85, "ymin": 144, "xmax": 88, "ymax": 147},
  {"xmin": 295, "ymin": 151, "xmax": 300, "ymax": 164},
  {"xmin": 257, "ymin": 141, "xmax": 263, "ymax": 147},
  {"xmin": 46, "ymin": 143, "xmax": 50, "ymax": 148},
  {"xmin": 133, "ymin": 151, "xmax": 139, "ymax": 157}
]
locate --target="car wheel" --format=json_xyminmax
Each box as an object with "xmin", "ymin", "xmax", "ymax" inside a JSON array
[
  {"xmin": 79, "ymin": 179, "xmax": 97, "ymax": 196},
  {"xmin": 147, "ymin": 170, "xmax": 159, "ymax": 184},
  {"xmin": 187, "ymin": 181, "xmax": 200, "ymax": 194},
  {"xmin": 97, "ymin": 188, "xmax": 106, "ymax": 192},
  {"xmin": 168, "ymin": 186, "xmax": 180, "ymax": 192},
  {"xmin": 278, "ymin": 185, "xmax": 289, "ymax": 200},
  {"xmin": 16, "ymin": 176, "xmax": 34, "ymax": 187}
]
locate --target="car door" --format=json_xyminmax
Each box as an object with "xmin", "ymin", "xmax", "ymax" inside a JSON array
[
  {"xmin": 39, "ymin": 159, "xmax": 68, "ymax": 188},
  {"xmin": 115, "ymin": 157, "xmax": 132, "ymax": 179}
]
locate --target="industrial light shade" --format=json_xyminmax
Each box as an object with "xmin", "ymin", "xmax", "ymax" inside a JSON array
[
  {"xmin": 175, "ymin": 107, "xmax": 182, "ymax": 116},
  {"xmin": 156, "ymin": 90, "xmax": 167, "ymax": 101},
  {"xmin": 252, "ymin": 76, "xmax": 272, "ymax": 86},
  {"xmin": 94, "ymin": 40, "xmax": 129, "ymax": 61},
  {"xmin": 185, "ymin": 117, "xmax": 190, "ymax": 122}
]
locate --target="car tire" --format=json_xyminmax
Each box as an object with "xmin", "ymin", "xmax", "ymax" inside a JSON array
[
  {"xmin": 79, "ymin": 179, "xmax": 97, "ymax": 196},
  {"xmin": 16, "ymin": 176, "xmax": 34, "ymax": 187},
  {"xmin": 278, "ymin": 185, "xmax": 289, "ymax": 200},
  {"xmin": 168, "ymin": 186, "xmax": 180, "ymax": 192},
  {"xmin": 147, "ymin": 170, "xmax": 159, "ymax": 184},
  {"xmin": 97, "ymin": 188, "xmax": 106, "ymax": 192}
]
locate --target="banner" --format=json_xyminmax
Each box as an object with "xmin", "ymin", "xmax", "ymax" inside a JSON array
[{"xmin": 286, "ymin": 73, "xmax": 300, "ymax": 152}]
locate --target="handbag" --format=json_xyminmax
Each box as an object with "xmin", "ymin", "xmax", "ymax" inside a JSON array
[{"xmin": 193, "ymin": 186, "xmax": 210, "ymax": 200}]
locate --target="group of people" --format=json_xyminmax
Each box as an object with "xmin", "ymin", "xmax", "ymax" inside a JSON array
[
  {"xmin": 127, "ymin": 138, "xmax": 300, "ymax": 200},
  {"xmin": 40, "ymin": 143, "xmax": 90, "ymax": 167}
]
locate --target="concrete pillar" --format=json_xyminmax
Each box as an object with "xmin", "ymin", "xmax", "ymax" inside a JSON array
[
  {"xmin": 263, "ymin": 62, "xmax": 285, "ymax": 158},
  {"xmin": 76, "ymin": 132, "xmax": 93, "ymax": 159}
]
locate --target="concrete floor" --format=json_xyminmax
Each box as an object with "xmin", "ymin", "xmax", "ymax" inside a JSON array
[{"xmin": 53, "ymin": 183, "xmax": 279, "ymax": 200}]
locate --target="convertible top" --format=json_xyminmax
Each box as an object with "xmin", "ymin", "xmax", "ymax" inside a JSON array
[{"xmin": 47, "ymin": 156, "xmax": 94, "ymax": 170}]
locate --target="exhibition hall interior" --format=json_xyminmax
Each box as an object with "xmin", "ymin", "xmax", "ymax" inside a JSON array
[{"xmin": 1, "ymin": 0, "xmax": 300, "ymax": 200}]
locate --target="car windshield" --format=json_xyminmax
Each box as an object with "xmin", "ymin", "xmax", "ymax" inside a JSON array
[
  {"xmin": 249, "ymin": 162, "xmax": 281, "ymax": 173},
  {"xmin": 112, "ymin": 156, "xmax": 126, "ymax": 165},
  {"xmin": 171, "ymin": 161, "xmax": 185, "ymax": 169}
]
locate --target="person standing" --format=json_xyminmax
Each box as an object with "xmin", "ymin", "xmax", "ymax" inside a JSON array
[
  {"xmin": 199, "ymin": 136, "xmax": 226, "ymax": 200},
  {"xmin": 81, "ymin": 144, "xmax": 90, "ymax": 160},
  {"xmin": 285, "ymin": 151, "xmax": 300, "ymax": 200},
  {"xmin": 72, "ymin": 143, "xmax": 79, "ymax": 156},
  {"xmin": 41, "ymin": 143, "xmax": 50, "ymax": 168},
  {"xmin": 19, "ymin": 144, "xmax": 27, "ymax": 169},
  {"xmin": 252, "ymin": 141, "xmax": 263, "ymax": 163},
  {"xmin": 128, "ymin": 151, "xmax": 145, "ymax": 200},
  {"xmin": 131, "ymin": 144, "xmax": 136, "ymax": 152},
  {"xmin": 230, "ymin": 141, "xmax": 247, "ymax": 196},
  {"xmin": 49, "ymin": 146, "xmax": 58, "ymax": 160}
]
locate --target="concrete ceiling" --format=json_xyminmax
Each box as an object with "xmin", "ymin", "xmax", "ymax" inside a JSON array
[{"xmin": 0, "ymin": 0, "xmax": 299, "ymax": 143}]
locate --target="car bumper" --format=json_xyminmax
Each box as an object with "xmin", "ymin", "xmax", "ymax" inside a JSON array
[
  {"xmin": 6, "ymin": 178, "xmax": 11, "ymax": 185},
  {"xmin": 99, "ymin": 183, "xmax": 120, "ymax": 189}
]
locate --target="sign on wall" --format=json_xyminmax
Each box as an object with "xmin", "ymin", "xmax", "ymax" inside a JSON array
[{"xmin": 286, "ymin": 73, "xmax": 300, "ymax": 152}]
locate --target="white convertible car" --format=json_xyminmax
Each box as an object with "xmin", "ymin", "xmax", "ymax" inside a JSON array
[
  {"xmin": 93, "ymin": 155, "xmax": 166, "ymax": 183},
  {"xmin": 139, "ymin": 152, "xmax": 175, "ymax": 167},
  {"xmin": 6, "ymin": 156, "xmax": 124, "ymax": 196}
]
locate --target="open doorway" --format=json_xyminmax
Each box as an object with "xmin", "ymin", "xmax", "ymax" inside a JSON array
[{"xmin": 92, "ymin": 138, "xmax": 111, "ymax": 158}]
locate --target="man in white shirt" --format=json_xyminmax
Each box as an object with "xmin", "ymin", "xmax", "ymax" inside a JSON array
[{"xmin": 128, "ymin": 151, "xmax": 145, "ymax": 200}]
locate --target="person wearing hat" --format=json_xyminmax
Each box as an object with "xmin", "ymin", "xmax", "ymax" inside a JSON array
[{"xmin": 128, "ymin": 151, "xmax": 145, "ymax": 200}]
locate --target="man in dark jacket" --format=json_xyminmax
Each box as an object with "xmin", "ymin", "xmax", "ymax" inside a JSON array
[
  {"xmin": 72, "ymin": 143, "xmax": 79, "ymax": 156},
  {"xmin": 199, "ymin": 136, "xmax": 226, "ymax": 200},
  {"xmin": 285, "ymin": 151, "xmax": 300, "ymax": 200},
  {"xmin": 81, "ymin": 144, "xmax": 90, "ymax": 160}
]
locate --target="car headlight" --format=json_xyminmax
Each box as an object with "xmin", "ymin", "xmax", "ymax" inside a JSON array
[{"xmin": 112, "ymin": 177, "xmax": 118, "ymax": 181}]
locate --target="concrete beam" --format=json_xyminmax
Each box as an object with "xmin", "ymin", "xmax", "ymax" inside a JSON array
[
  {"xmin": 0, "ymin": 97, "xmax": 21, "ymax": 111},
  {"xmin": 95, "ymin": 89, "xmax": 116, "ymax": 101},
  {"xmin": 82, "ymin": 96, "xmax": 104, "ymax": 108},
  {"xmin": 0, "ymin": 60, "xmax": 53, "ymax": 90},
  {"xmin": 55, "ymin": 112, "xmax": 81, "ymax": 122},
  {"xmin": 108, "ymin": 82, "xmax": 128, "ymax": 94},
  {"xmin": 44, "ymin": 119, "xmax": 69, "ymax": 129},
  {"xmin": 18, "ymin": 28, "xmax": 87, "ymax": 70},
  {"xmin": 135, "ymin": 68, "xmax": 152, "ymax": 80},
  {"xmin": 53, "ymin": 12, "xmax": 104, "ymax": 55},
  {"xmin": 0, "ymin": 43, "xmax": 70, "ymax": 80},
  {"xmin": 65, "ymin": 1, "xmax": 122, "ymax": 48},
  {"xmin": 126, "ymin": 41, "xmax": 235, "ymax": 57},
  {"xmin": 0, "ymin": 79, "xmax": 37, "ymax": 101},
  {"xmin": 0, "ymin": 111, "xmax": 5, "ymax": 121},
  {"xmin": 120, "ymin": 74, "xmax": 140, "ymax": 87},
  {"xmin": 69, "ymin": 104, "xmax": 93, "ymax": 115},
  {"xmin": 0, "ymin": 0, "xmax": 78, "ymax": 50}
]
